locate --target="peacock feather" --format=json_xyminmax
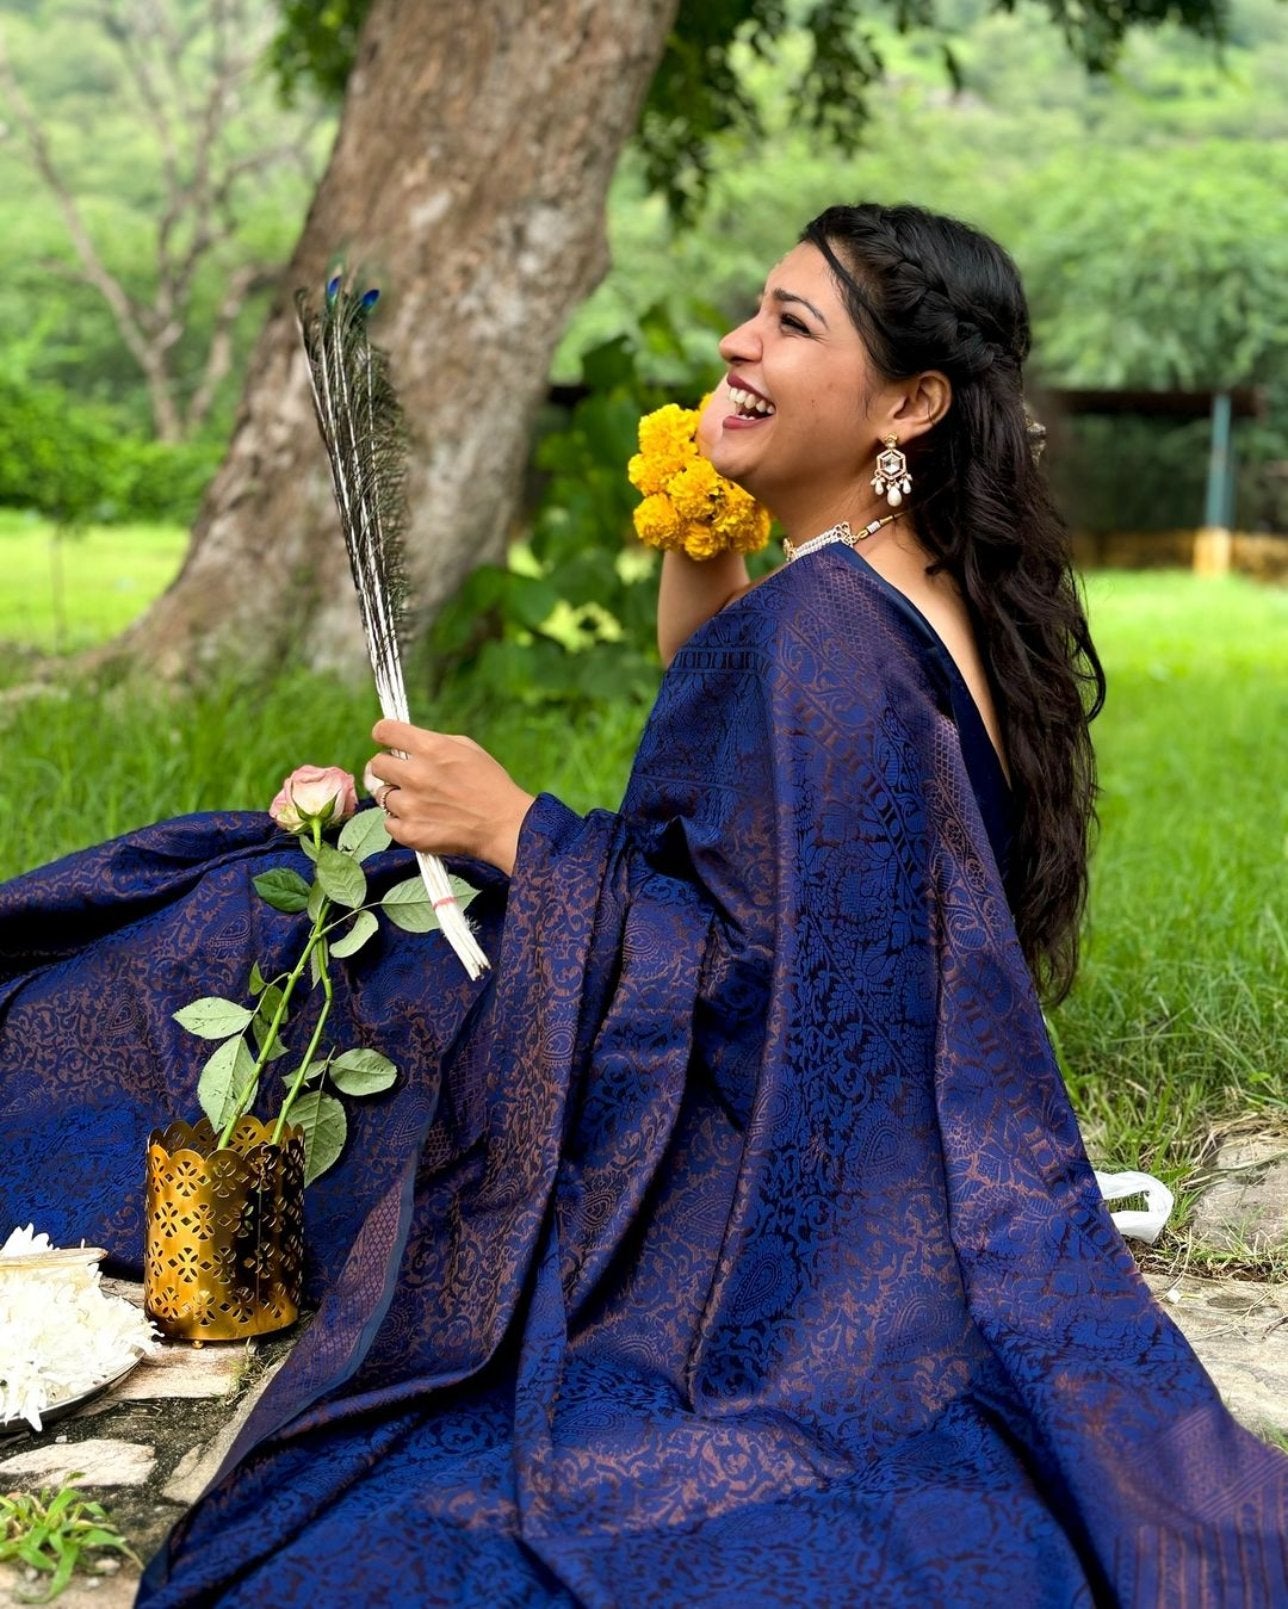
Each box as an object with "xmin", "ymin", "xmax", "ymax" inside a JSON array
[{"xmin": 294, "ymin": 272, "xmax": 490, "ymax": 981}]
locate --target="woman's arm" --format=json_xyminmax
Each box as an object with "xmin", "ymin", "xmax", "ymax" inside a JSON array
[{"xmin": 656, "ymin": 548, "xmax": 750, "ymax": 668}]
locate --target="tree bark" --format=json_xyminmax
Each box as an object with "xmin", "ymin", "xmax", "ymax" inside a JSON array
[{"xmin": 113, "ymin": 0, "xmax": 681, "ymax": 679}]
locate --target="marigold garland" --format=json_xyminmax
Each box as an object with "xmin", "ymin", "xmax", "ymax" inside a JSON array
[{"xmin": 627, "ymin": 394, "xmax": 771, "ymax": 560}]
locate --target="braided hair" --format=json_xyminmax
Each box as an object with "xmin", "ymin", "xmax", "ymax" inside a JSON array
[{"xmin": 800, "ymin": 202, "xmax": 1104, "ymax": 1004}]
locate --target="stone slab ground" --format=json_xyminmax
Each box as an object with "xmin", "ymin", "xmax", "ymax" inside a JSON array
[
  {"xmin": 0, "ymin": 1281, "xmax": 302, "ymax": 1607},
  {"xmin": 2, "ymin": 1266, "xmax": 1286, "ymax": 1606}
]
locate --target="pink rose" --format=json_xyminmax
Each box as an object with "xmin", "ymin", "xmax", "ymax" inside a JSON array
[{"xmin": 269, "ymin": 765, "xmax": 359, "ymax": 834}]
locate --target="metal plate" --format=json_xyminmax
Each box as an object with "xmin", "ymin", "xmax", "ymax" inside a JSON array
[{"xmin": 0, "ymin": 1355, "xmax": 145, "ymax": 1437}]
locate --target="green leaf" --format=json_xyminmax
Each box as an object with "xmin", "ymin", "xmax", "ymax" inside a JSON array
[
  {"xmin": 315, "ymin": 843, "xmax": 367, "ymax": 908},
  {"xmin": 309, "ymin": 935, "xmax": 328, "ymax": 989},
  {"xmin": 252, "ymin": 1013, "xmax": 290, "ymax": 1062},
  {"xmin": 252, "ymin": 867, "xmax": 311, "ymax": 913},
  {"xmin": 197, "ymin": 1035, "xmax": 256, "ymax": 1131},
  {"xmin": 287, "ymin": 1090, "xmax": 347, "ymax": 1185},
  {"xmin": 249, "ymin": 961, "xmax": 266, "ymax": 996},
  {"xmin": 381, "ymin": 874, "xmax": 439, "ymax": 933},
  {"xmin": 507, "ymin": 572, "xmax": 562, "ymax": 632},
  {"xmin": 338, "ymin": 807, "xmax": 391, "ymax": 863},
  {"xmin": 255, "ymin": 981, "xmax": 288, "ymax": 1029},
  {"xmin": 447, "ymin": 874, "xmax": 481, "ymax": 913},
  {"xmin": 173, "ymin": 997, "xmax": 255, "ymax": 1039},
  {"xmin": 307, "ymin": 878, "xmax": 326, "ymax": 921},
  {"xmin": 330, "ymin": 908, "xmax": 378, "ymax": 958},
  {"xmin": 329, "ymin": 1047, "xmax": 397, "ymax": 1096},
  {"xmin": 298, "ymin": 834, "xmax": 319, "ymax": 862}
]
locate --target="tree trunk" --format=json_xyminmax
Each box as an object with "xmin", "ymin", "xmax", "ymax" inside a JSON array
[{"xmin": 111, "ymin": 0, "xmax": 680, "ymax": 679}]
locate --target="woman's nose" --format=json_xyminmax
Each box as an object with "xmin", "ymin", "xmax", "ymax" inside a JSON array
[
  {"xmin": 718, "ymin": 307, "xmax": 763, "ymax": 365},
  {"xmin": 718, "ymin": 321, "xmax": 759, "ymax": 365}
]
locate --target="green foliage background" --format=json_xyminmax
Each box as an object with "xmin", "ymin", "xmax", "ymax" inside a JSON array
[{"xmin": 0, "ymin": 0, "xmax": 1284, "ymax": 693}]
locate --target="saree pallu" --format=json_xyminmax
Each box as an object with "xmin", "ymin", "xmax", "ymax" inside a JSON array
[{"xmin": 2, "ymin": 543, "xmax": 1284, "ymax": 1606}]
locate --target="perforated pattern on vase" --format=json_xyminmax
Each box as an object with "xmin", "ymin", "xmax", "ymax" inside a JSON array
[{"xmin": 144, "ymin": 1116, "xmax": 305, "ymax": 1341}]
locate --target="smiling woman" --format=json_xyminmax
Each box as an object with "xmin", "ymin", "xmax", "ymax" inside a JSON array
[
  {"xmin": 1, "ymin": 201, "xmax": 1286, "ymax": 1609},
  {"xmin": 672, "ymin": 208, "xmax": 1100, "ymax": 1005}
]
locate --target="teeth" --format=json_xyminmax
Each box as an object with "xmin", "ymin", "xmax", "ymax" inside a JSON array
[{"xmin": 728, "ymin": 385, "xmax": 775, "ymax": 417}]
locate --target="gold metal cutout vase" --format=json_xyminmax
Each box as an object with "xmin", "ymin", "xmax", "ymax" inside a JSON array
[{"xmin": 144, "ymin": 1116, "xmax": 305, "ymax": 1342}]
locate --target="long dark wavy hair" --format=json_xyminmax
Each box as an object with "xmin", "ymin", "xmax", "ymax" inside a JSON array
[{"xmin": 800, "ymin": 202, "xmax": 1105, "ymax": 1004}]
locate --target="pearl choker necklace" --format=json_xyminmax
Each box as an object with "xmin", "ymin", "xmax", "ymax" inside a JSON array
[{"xmin": 781, "ymin": 512, "xmax": 901, "ymax": 563}]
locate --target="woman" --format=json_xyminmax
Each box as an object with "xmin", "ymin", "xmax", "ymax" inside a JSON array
[{"xmin": 3, "ymin": 203, "xmax": 1286, "ymax": 1606}]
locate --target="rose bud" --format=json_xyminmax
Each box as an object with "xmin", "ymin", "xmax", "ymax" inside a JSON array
[{"xmin": 269, "ymin": 765, "xmax": 359, "ymax": 834}]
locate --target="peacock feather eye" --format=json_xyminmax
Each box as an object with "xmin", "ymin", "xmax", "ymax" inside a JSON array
[{"xmin": 360, "ymin": 288, "xmax": 380, "ymax": 313}]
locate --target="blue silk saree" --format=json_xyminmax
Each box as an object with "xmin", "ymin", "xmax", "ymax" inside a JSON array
[{"xmin": 2, "ymin": 544, "xmax": 1285, "ymax": 1606}]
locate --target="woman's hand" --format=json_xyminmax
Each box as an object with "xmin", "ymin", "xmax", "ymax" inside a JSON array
[{"xmin": 365, "ymin": 720, "xmax": 537, "ymax": 876}]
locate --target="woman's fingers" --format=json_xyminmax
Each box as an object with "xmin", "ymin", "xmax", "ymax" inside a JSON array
[
  {"xmin": 364, "ymin": 752, "xmax": 418, "ymax": 792},
  {"xmin": 363, "ymin": 722, "xmax": 527, "ymax": 866},
  {"xmin": 371, "ymin": 718, "xmax": 445, "ymax": 754}
]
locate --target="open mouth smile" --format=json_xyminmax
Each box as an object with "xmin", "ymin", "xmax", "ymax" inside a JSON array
[{"xmin": 724, "ymin": 383, "xmax": 776, "ymax": 430}]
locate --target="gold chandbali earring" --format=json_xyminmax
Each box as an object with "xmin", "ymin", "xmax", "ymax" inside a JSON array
[{"xmin": 871, "ymin": 436, "xmax": 912, "ymax": 508}]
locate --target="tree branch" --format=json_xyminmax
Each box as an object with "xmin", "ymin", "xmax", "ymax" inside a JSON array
[
  {"xmin": 184, "ymin": 261, "xmax": 277, "ymax": 434},
  {"xmin": 0, "ymin": 22, "xmax": 183, "ymax": 439},
  {"xmin": 2, "ymin": 1, "xmax": 326, "ymax": 444}
]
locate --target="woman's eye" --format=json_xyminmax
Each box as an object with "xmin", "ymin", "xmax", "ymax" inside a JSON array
[{"xmin": 779, "ymin": 314, "xmax": 807, "ymax": 333}]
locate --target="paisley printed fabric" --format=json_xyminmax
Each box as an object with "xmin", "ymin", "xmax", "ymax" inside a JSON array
[{"xmin": 2, "ymin": 544, "xmax": 1285, "ymax": 1607}]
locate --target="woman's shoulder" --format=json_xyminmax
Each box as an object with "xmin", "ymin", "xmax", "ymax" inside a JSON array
[{"xmin": 723, "ymin": 545, "xmax": 1012, "ymax": 790}]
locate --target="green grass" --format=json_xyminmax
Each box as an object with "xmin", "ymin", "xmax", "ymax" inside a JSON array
[
  {"xmin": 0, "ymin": 528, "xmax": 1283, "ymax": 1200},
  {"xmin": 0, "ymin": 668, "xmax": 648, "ymax": 877},
  {"xmin": 0, "ymin": 509, "xmax": 187, "ymax": 653},
  {"xmin": 1051, "ymin": 571, "xmax": 1288, "ymax": 1185}
]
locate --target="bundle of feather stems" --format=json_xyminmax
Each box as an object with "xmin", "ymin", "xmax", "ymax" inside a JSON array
[{"xmin": 294, "ymin": 273, "xmax": 490, "ymax": 980}]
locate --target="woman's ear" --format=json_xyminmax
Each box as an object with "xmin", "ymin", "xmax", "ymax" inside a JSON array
[{"xmin": 889, "ymin": 371, "xmax": 952, "ymax": 439}]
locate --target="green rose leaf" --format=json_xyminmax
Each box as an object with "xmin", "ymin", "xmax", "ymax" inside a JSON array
[
  {"xmin": 381, "ymin": 875, "xmax": 439, "ymax": 933},
  {"xmin": 255, "ymin": 981, "xmax": 288, "ymax": 1028},
  {"xmin": 288, "ymin": 1090, "xmax": 347, "ymax": 1185},
  {"xmin": 447, "ymin": 874, "xmax": 481, "ymax": 913},
  {"xmin": 298, "ymin": 835, "xmax": 319, "ymax": 863},
  {"xmin": 338, "ymin": 808, "xmax": 392, "ymax": 864},
  {"xmin": 252, "ymin": 1013, "xmax": 290, "ymax": 1062},
  {"xmin": 329, "ymin": 1047, "xmax": 398, "ymax": 1096},
  {"xmin": 316, "ymin": 844, "xmax": 366, "ymax": 910},
  {"xmin": 252, "ymin": 867, "xmax": 311, "ymax": 913},
  {"xmin": 197, "ymin": 1035, "xmax": 256, "ymax": 1132},
  {"xmin": 249, "ymin": 961, "xmax": 266, "ymax": 996},
  {"xmin": 282, "ymin": 1059, "xmax": 327, "ymax": 1085},
  {"xmin": 309, "ymin": 935, "xmax": 328, "ymax": 989},
  {"xmin": 331, "ymin": 908, "xmax": 378, "ymax": 959},
  {"xmin": 306, "ymin": 879, "xmax": 326, "ymax": 921},
  {"xmin": 173, "ymin": 997, "xmax": 255, "ymax": 1039}
]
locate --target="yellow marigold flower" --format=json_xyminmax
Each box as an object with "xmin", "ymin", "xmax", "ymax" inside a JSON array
[
  {"xmin": 711, "ymin": 484, "xmax": 771, "ymax": 554},
  {"xmin": 682, "ymin": 522, "xmax": 725, "ymax": 561},
  {"xmin": 637, "ymin": 403, "xmax": 698, "ymax": 480},
  {"xmin": 627, "ymin": 452, "xmax": 667, "ymax": 497},
  {"xmin": 731, "ymin": 504, "xmax": 773, "ymax": 553},
  {"xmin": 669, "ymin": 458, "xmax": 722, "ymax": 522},
  {"xmin": 633, "ymin": 492, "xmax": 683, "ymax": 550},
  {"xmin": 629, "ymin": 398, "xmax": 771, "ymax": 559}
]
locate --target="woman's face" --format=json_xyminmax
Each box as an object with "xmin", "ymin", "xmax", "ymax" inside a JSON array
[{"xmin": 699, "ymin": 241, "xmax": 885, "ymax": 513}]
